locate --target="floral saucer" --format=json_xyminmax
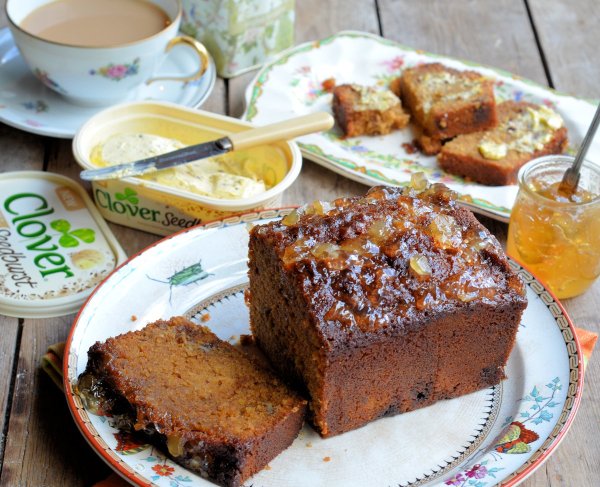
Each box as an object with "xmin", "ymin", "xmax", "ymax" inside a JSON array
[
  {"xmin": 0, "ymin": 27, "xmax": 216, "ymax": 139},
  {"xmin": 64, "ymin": 210, "xmax": 583, "ymax": 487}
]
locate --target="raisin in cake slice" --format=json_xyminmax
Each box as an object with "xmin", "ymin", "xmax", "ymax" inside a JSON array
[
  {"xmin": 77, "ymin": 317, "xmax": 306, "ymax": 487},
  {"xmin": 395, "ymin": 63, "xmax": 497, "ymax": 154},
  {"xmin": 332, "ymin": 84, "xmax": 410, "ymax": 137},
  {"xmin": 438, "ymin": 100, "xmax": 568, "ymax": 185}
]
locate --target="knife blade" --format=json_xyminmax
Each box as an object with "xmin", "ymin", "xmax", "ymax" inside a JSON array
[
  {"xmin": 79, "ymin": 112, "xmax": 335, "ymax": 182},
  {"xmin": 79, "ymin": 137, "xmax": 233, "ymax": 181}
]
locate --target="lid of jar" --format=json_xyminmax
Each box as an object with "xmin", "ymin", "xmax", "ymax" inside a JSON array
[{"xmin": 0, "ymin": 171, "xmax": 126, "ymax": 318}]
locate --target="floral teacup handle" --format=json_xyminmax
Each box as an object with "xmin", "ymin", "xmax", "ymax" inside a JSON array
[{"xmin": 146, "ymin": 36, "xmax": 209, "ymax": 84}]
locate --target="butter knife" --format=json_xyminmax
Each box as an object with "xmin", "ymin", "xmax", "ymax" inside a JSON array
[{"xmin": 80, "ymin": 112, "xmax": 334, "ymax": 181}]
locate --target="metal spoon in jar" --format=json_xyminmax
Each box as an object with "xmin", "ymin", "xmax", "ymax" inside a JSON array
[{"xmin": 559, "ymin": 102, "xmax": 600, "ymax": 194}]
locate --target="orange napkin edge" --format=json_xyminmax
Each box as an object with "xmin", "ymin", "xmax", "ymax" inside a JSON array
[{"xmin": 576, "ymin": 326, "xmax": 598, "ymax": 369}]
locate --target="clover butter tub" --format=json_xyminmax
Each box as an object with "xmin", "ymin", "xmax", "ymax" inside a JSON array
[{"xmin": 73, "ymin": 101, "xmax": 302, "ymax": 236}]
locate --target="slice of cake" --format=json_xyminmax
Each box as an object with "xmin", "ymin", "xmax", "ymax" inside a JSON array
[
  {"xmin": 77, "ymin": 317, "xmax": 307, "ymax": 487},
  {"xmin": 438, "ymin": 100, "xmax": 568, "ymax": 185},
  {"xmin": 248, "ymin": 181, "xmax": 527, "ymax": 437},
  {"xmin": 332, "ymin": 84, "xmax": 410, "ymax": 137},
  {"xmin": 395, "ymin": 63, "xmax": 497, "ymax": 154}
]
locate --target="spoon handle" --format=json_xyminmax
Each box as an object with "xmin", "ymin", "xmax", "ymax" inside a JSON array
[{"xmin": 562, "ymin": 102, "xmax": 600, "ymax": 190}]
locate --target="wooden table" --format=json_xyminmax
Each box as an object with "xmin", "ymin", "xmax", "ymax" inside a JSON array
[{"xmin": 0, "ymin": 1, "xmax": 598, "ymax": 485}]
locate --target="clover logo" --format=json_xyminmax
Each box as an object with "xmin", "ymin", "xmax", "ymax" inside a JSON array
[
  {"xmin": 50, "ymin": 219, "xmax": 96, "ymax": 248},
  {"xmin": 115, "ymin": 187, "xmax": 139, "ymax": 204}
]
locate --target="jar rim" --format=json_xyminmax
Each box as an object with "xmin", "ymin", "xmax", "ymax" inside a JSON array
[{"xmin": 517, "ymin": 155, "xmax": 600, "ymax": 208}]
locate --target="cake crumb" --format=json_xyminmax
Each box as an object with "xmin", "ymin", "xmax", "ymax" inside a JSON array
[
  {"xmin": 322, "ymin": 78, "xmax": 336, "ymax": 92},
  {"xmin": 130, "ymin": 315, "xmax": 137, "ymax": 322},
  {"xmin": 305, "ymin": 442, "xmax": 312, "ymax": 448},
  {"xmin": 402, "ymin": 142, "xmax": 418, "ymax": 154},
  {"xmin": 200, "ymin": 313, "xmax": 211, "ymax": 322},
  {"xmin": 323, "ymin": 456, "xmax": 331, "ymax": 462},
  {"xmin": 264, "ymin": 465, "xmax": 272, "ymax": 471}
]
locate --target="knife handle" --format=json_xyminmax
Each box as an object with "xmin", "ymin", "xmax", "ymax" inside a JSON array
[{"xmin": 228, "ymin": 112, "xmax": 334, "ymax": 151}]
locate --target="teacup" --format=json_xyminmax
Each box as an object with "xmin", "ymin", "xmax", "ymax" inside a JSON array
[{"xmin": 6, "ymin": 0, "xmax": 209, "ymax": 107}]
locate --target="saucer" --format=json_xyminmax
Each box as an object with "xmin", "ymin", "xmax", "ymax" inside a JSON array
[{"xmin": 0, "ymin": 28, "xmax": 217, "ymax": 139}]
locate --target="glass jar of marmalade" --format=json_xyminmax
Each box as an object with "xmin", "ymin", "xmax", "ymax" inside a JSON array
[{"xmin": 507, "ymin": 155, "xmax": 600, "ymax": 299}]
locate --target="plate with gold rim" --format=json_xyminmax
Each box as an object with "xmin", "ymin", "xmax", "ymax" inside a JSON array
[
  {"xmin": 242, "ymin": 30, "xmax": 600, "ymax": 222},
  {"xmin": 64, "ymin": 209, "xmax": 583, "ymax": 487}
]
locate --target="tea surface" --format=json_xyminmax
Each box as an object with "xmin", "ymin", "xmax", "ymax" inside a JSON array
[{"xmin": 20, "ymin": 0, "xmax": 170, "ymax": 47}]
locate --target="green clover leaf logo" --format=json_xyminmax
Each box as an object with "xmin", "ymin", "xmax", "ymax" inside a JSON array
[
  {"xmin": 50, "ymin": 219, "xmax": 96, "ymax": 248},
  {"xmin": 115, "ymin": 187, "xmax": 139, "ymax": 204}
]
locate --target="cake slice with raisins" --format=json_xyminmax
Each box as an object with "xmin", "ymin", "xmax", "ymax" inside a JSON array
[
  {"xmin": 394, "ymin": 63, "xmax": 497, "ymax": 154},
  {"xmin": 77, "ymin": 317, "xmax": 306, "ymax": 487},
  {"xmin": 248, "ymin": 180, "xmax": 526, "ymax": 437},
  {"xmin": 332, "ymin": 84, "xmax": 410, "ymax": 137},
  {"xmin": 438, "ymin": 100, "xmax": 568, "ymax": 185}
]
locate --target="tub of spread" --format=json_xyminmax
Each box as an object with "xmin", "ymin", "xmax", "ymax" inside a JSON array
[
  {"xmin": 73, "ymin": 101, "xmax": 302, "ymax": 236},
  {"xmin": 0, "ymin": 171, "xmax": 126, "ymax": 318}
]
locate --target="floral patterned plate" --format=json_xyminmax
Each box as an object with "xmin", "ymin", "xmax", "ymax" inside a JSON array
[
  {"xmin": 0, "ymin": 27, "xmax": 216, "ymax": 139},
  {"xmin": 64, "ymin": 209, "xmax": 583, "ymax": 487},
  {"xmin": 243, "ymin": 31, "xmax": 600, "ymax": 222}
]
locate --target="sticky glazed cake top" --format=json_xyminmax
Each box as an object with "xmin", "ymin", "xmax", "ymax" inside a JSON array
[{"xmin": 250, "ymin": 180, "xmax": 526, "ymax": 347}]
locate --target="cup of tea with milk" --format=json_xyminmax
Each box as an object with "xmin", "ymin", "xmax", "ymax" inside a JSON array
[{"xmin": 6, "ymin": 0, "xmax": 209, "ymax": 106}]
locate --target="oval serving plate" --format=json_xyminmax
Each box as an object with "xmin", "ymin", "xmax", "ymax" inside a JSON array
[
  {"xmin": 242, "ymin": 30, "xmax": 600, "ymax": 222},
  {"xmin": 64, "ymin": 209, "xmax": 583, "ymax": 487}
]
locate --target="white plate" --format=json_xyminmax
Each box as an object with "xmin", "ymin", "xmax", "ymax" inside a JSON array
[
  {"xmin": 0, "ymin": 27, "xmax": 216, "ymax": 139},
  {"xmin": 64, "ymin": 210, "xmax": 583, "ymax": 487},
  {"xmin": 242, "ymin": 31, "xmax": 600, "ymax": 222}
]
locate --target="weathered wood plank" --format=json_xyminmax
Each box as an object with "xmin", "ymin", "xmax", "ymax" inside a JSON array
[
  {"xmin": 0, "ymin": 316, "xmax": 111, "ymax": 487},
  {"xmin": 0, "ymin": 319, "xmax": 19, "ymax": 464},
  {"xmin": 378, "ymin": 0, "xmax": 548, "ymax": 84},
  {"xmin": 200, "ymin": 77, "xmax": 227, "ymax": 115},
  {"xmin": 528, "ymin": 0, "xmax": 600, "ymax": 98},
  {"xmin": 0, "ymin": 125, "xmax": 46, "ymax": 171}
]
